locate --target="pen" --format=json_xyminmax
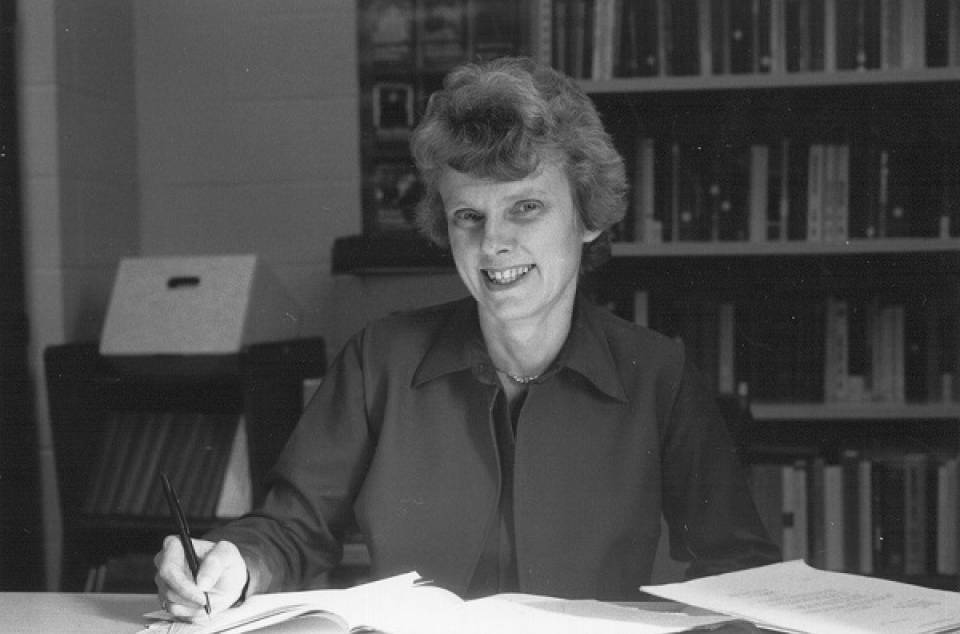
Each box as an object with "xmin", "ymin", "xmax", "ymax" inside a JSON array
[{"xmin": 160, "ymin": 472, "xmax": 212, "ymax": 616}]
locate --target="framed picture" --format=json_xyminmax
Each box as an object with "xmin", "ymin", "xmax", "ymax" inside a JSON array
[
  {"xmin": 372, "ymin": 82, "xmax": 415, "ymax": 140},
  {"xmin": 364, "ymin": 0, "xmax": 416, "ymax": 65},
  {"xmin": 371, "ymin": 161, "xmax": 423, "ymax": 232}
]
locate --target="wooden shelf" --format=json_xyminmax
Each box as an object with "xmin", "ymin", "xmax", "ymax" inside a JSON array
[
  {"xmin": 333, "ymin": 233, "xmax": 454, "ymax": 274},
  {"xmin": 611, "ymin": 238, "xmax": 960, "ymax": 259},
  {"xmin": 751, "ymin": 402, "xmax": 960, "ymax": 422},
  {"xmin": 581, "ymin": 67, "xmax": 960, "ymax": 94}
]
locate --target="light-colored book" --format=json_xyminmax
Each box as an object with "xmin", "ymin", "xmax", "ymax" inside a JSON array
[
  {"xmin": 642, "ymin": 559, "xmax": 960, "ymax": 634},
  {"xmin": 141, "ymin": 571, "xmax": 739, "ymax": 634}
]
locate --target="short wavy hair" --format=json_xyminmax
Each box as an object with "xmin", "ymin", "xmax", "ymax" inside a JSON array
[{"xmin": 410, "ymin": 56, "xmax": 627, "ymax": 271}]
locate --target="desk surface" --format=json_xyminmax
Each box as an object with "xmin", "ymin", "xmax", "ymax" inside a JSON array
[{"xmin": 1, "ymin": 592, "xmax": 157, "ymax": 633}]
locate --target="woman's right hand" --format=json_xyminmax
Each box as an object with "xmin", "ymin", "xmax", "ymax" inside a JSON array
[{"xmin": 154, "ymin": 535, "xmax": 248, "ymax": 620}]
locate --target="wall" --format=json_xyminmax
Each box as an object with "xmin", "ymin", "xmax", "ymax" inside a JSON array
[
  {"xmin": 18, "ymin": 0, "xmax": 138, "ymax": 589},
  {"xmin": 133, "ymin": 0, "xmax": 362, "ymax": 345}
]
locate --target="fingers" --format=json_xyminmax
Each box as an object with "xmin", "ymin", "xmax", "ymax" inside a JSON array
[
  {"xmin": 154, "ymin": 535, "xmax": 214, "ymax": 620},
  {"xmin": 154, "ymin": 536, "xmax": 248, "ymax": 620},
  {"xmin": 196, "ymin": 541, "xmax": 248, "ymax": 613}
]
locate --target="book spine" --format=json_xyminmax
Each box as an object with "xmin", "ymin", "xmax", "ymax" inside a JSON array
[
  {"xmin": 858, "ymin": 457, "xmax": 874, "ymax": 574},
  {"xmin": 749, "ymin": 144, "xmax": 770, "ymax": 243},
  {"xmin": 903, "ymin": 453, "xmax": 929, "ymax": 576},
  {"xmin": 824, "ymin": 296, "xmax": 849, "ymax": 403},
  {"xmin": 823, "ymin": 463, "xmax": 845, "ymax": 571},
  {"xmin": 841, "ymin": 449, "xmax": 861, "ymax": 573},
  {"xmin": 717, "ymin": 301, "xmax": 736, "ymax": 395},
  {"xmin": 806, "ymin": 144, "xmax": 824, "ymax": 242},
  {"xmin": 633, "ymin": 289, "xmax": 649, "ymax": 327},
  {"xmin": 530, "ymin": 0, "xmax": 554, "ymax": 66},
  {"xmin": 823, "ymin": 0, "xmax": 837, "ymax": 71}
]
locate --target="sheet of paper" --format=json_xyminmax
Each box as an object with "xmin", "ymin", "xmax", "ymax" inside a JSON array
[
  {"xmin": 641, "ymin": 559, "xmax": 960, "ymax": 634},
  {"xmin": 435, "ymin": 594, "xmax": 740, "ymax": 634}
]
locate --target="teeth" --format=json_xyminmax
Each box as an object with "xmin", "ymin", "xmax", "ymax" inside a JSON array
[{"xmin": 485, "ymin": 265, "xmax": 532, "ymax": 284}]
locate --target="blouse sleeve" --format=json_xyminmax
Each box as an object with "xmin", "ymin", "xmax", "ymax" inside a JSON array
[
  {"xmin": 204, "ymin": 330, "xmax": 375, "ymax": 593},
  {"xmin": 658, "ymin": 346, "xmax": 782, "ymax": 579}
]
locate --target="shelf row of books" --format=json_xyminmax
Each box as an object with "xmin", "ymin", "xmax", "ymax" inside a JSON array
[
  {"xmin": 621, "ymin": 137, "xmax": 960, "ymax": 245},
  {"xmin": 363, "ymin": 0, "xmax": 528, "ymax": 71},
  {"xmin": 637, "ymin": 291, "xmax": 960, "ymax": 406},
  {"xmin": 546, "ymin": 0, "xmax": 960, "ymax": 80},
  {"xmin": 83, "ymin": 411, "xmax": 252, "ymax": 520},
  {"xmin": 750, "ymin": 450, "xmax": 960, "ymax": 579}
]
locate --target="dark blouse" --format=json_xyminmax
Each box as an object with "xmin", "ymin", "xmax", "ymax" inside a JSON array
[{"xmin": 206, "ymin": 294, "xmax": 780, "ymax": 600}]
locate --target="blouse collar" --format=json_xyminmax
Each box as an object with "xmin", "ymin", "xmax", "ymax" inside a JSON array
[{"xmin": 412, "ymin": 294, "xmax": 628, "ymax": 403}]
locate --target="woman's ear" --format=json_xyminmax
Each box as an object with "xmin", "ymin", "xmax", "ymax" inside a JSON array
[{"xmin": 581, "ymin": 227, "xmax": 602, "ymax": 243}]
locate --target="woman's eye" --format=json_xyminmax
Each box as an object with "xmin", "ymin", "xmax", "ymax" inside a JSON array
[
  {"xmin": 453, "ymin": 209, "xmax": 483, "ymax": 225},
  {"xmin": 515, "ymin": 200, "xmax": 543, "ymax": 215}
]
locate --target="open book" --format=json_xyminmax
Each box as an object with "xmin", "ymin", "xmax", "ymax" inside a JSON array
[
  {"xmin": 641, "ymin": 559, "xmax": 960, "ymax": 634},
  {"xmin": 139, "ymin": 572, "xmax": 741, "ymax": 634}
]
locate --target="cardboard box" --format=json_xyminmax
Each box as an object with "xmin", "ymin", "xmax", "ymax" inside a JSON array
[{"xmin": 100, "ymin": 255, "xmax": 301, "ymax": 356}]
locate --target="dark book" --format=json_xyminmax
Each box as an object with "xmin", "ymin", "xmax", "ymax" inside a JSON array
[
  {"xmin": 128, "ymin": 413, "xmax": 174, "ymax": 516},
  {"xmin": 806, "ymin": 456, "xmax": 827, "ymax": 569},
  {"xmin": 927, "ymin": 0, "xmax": 951, "ymax": 67},
  {"xmin": 417, "ymin": 0, "xmax": 468, "ymax": 69},
  {"xmin": 884, "ymin": 145, "xmax": 937, "ymax": 238},
  {"xmin": 874, "ymin": 456, "xmax": 906, "ymax": 576},
  {"xmin": 568, "ymin": 0, "xmax": 595, "ymax": 79},
  {"xmin": 83, "ymin": 415, "xmax": 123, "ymax": 515},
  {"xmin": 674, "ymin": 144, "xmax": 710, "ymax": 241},
  {"xmin": 903, "ymin": 300, "xmax": 931, "ymax": 403},
  {"xmin": 97, "ymin": 412, "xmax": 140, "ymax": 515},
  {"xmin": 793, "ymin": 296, "xmax": 827, "ymax": 402},
  {"xmin": 711, "ymin": 0, "xmax": 732, "ymax": 73},
  {"xmin": 848, "ymin": 142, "xmax": 882, "ymax": 239},
  {"xmin": 469, "ymin": 0, "xmax": 522, "ymax": 61},
  {"xmin": 834, "ymin": 0, "xmax": 862, "ymax": 70},
  {"xmin": 619, "ymin": 0, "xmax": 660, "ymax": 76},
  {"xmin": 903, "ymin": 453, "xmax": 930, "ymax": 576},
  {"xmin": 841, "ymin": 449, "xmax": 862, "ymax": 574},
  {"xmin": 786, "ymin": 139, "xmax": 811, "ymax": 240},
  {"xmin": 728, "ymin": 0, "xmax": 755, "ymax": 73},
  {"xmin": 862, "ymin": 0, "xmax": 882, "ymax": 69},
  {"xmin": 717, "ymin": 145, "xmax": 751, "ymax": 242},
  {"xmin": 939, "ymin": 145, "xmax": 960, "ymax": 237},
  {"xmin": 664, "ymin": 0, "xmax": 700, "ymax": 75},
  {"xmin": 551, "ymin": 0, "xmax": 569, "ymax": 72},
  {"xmin": 767, "ymin": 139, "xmax": 790, "ymax": 241},
  {"xmin": 754, "ymin": 0, "xmax": 774, "ymax": 73},
  {"xmin": 370, "ymin": 161, "xmax": 423, "ymax": 233},
  {"xmin": 114, "ymin": 414, "xmax": 161, "ymax": 515},
  {"xmin": 195, "ymin": 415, "xmax": 242, "ymax": 518},
  {"xmin": 144, "ymin": 417, "xmax": 191, "ymax": 517}
]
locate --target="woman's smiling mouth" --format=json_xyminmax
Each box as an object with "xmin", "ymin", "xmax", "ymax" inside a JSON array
[{"xmin": 483, "ymin": 264, "xmax": 535, "ymax": 285}]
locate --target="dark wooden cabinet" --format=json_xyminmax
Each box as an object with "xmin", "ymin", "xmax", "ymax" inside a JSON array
[{"xmin": 44, "ymin": 338, "xmax": 325, "ymax": 591}]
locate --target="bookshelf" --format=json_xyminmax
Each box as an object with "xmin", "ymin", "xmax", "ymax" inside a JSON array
[
  {"xmin": 342, "ymin": 0, "xmax": 960, "ymax": 588},
  {"xmin": 575, "ymin": 0, "xmax": 960, "ymax": 590},
  {"xmin": 44, "ymin": 338, "xmax": 325, "ymax": 591}
]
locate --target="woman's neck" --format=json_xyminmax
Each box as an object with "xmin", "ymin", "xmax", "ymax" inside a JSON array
[{"xmin": 479, "ymin": 297, "xmax": 575, "ymax": 380}]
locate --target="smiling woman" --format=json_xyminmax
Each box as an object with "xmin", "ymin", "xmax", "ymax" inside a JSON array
[{"xmin": 153, "ymin": 57, "xmax": 780, "ymax": 621}]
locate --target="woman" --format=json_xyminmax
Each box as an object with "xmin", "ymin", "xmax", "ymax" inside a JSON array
[{"xmin": 155, "ymin": 56, "xmax": 779, "ymax": 619}]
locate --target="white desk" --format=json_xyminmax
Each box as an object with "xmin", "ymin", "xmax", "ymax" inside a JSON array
[{"xmin": 1, "ymin": 592, "xmax": 157, "ymax": 633}]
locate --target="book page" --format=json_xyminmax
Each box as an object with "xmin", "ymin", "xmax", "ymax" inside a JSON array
[
  {"xmin": 436, "ymin": 594, "xmax": 741, "ymax": 634},
  {"xmin": 140, "ymin": 572, "xmax": 452, "ymax": 634},
  {"xmin": 641, "ymin": 559, "xmax": 960, "ymax": 634}
]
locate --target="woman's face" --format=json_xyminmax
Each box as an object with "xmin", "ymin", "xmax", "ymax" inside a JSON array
[{"xmin": 439, "ymin": 160, "xmax": 601, "ymax": 325}]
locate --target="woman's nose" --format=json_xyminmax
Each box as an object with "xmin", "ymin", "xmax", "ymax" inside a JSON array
[{"xmin": 481, "ymin": 217, "xmax": 514, "ymax": 254}]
